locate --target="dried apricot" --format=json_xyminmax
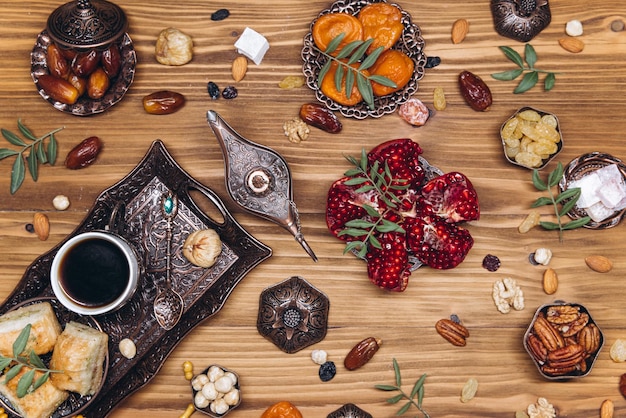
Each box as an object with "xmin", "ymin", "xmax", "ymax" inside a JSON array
[
  {"xmin": 369, "ymin": 49, "xmax": 414, "ymax": 96},
  {"xmin": 320, "ymin": 60, "xmax": 366, "ymax": 106},
  {"xmin": 261, "ymin": 401, "xmax": 303, "ymax": 418},
  {"xmin": 312, "ymin": 13, "xmax": 363, "ymax": 55},
  {"xmin": 357, "ymin": 3, "xmax": 404, "ymax": 54}
]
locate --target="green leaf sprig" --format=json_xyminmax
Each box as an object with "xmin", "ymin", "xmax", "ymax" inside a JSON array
[
  {"xmin": 315, "ymin": 33, "xmax": 397, "ymax": 110},
  {"xmin": 375, "ymin": 358, "xmax": 430, "ymax": 417},
  {"xmin": 0, "ymin": 119, "xmax": 63, "ymax": 194},
  {"xmin": 491, "ymin": 44, "xmax": 559, "ymax": 93},
  {"xmin": 0, "ymin": 324, "xmax": 63, "ymax": 398},
  {"xmin": 531, "ymin": 162, "xmax": 591, "ymax": 241},
  {"xmin": 338, "ymin": 149, "xmax": 409, "ymax": 257}
]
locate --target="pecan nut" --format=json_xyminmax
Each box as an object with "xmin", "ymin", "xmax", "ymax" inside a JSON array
[
  {"xmin": 546, "ymin": 305, "xmax": 580, "ymax": 324},
  {"xmin": 526, "ymin": 333, "xmax": 548, "ymax": 364},
  {"xmin": 546, "ymin": 343, "xmax": 586, "ymax": 368},
  {"xmin": 435, "ymin": 318, "xmax": 469, "ymax": 347},
  {"xmin": 558, "ymin": 312, "xmax": 589, "ymax": 337},
  {"xmin": 578, "ymin": 323, "xmax": 601, "ymax": 354},
  {"xmin": 532, "ymin": 313, "xmax": 565, "ymax": 351}
]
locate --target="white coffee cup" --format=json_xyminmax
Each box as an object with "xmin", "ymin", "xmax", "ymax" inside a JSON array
[{"xmin": 51, "ymin": 231, "xmax": 139, "ymax": 315}]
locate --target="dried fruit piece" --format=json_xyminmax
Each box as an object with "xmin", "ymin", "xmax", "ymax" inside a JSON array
[
  {"xmin": 33, "ymin": 212, "xmax": 50, "ymax": 241},
  {"xmin": 65, "ymin": 136, "xmax": 102, "ymax": 169},
  {"xmin": 46, "ymin": 43, "xmax": 70, "ymax": 79},
  {"xmin": 312, "ymin": 13, "xmax": 364, "ymax": 55},
  {"xmin": 319, "ymin": 361, "xmax": 336, "ymax": 382},
  {"xmin": 458, "ymin": 70, "xmax": 492, "ymax": 111},
  {"xmin": 460, "ymin": 377, "xmax": 478, "ymax": 402},
  {"xmin": 231, "ymin": 56, "xmax": 248, "ymax": 82},
  {"xmin": 344, "ymin": 337, "xmax": 382, "ymax": 370},
  {"xmin": 358, "ymin": 2, "xmax": 403, "ymax": 53},
  {"xmin": 155, "ymin": 27, "xmax": 193, "ymax": 66},
  {"xmin": 67, "ymin": 72, "xmax": 87, "ymax": 97},
  {"xmin": 37, "ymin": 74, "xmax": 79, "ymax": 105},
  {"xmin": 222, "ymin": 86, "xmax": 238, "ymax": 99},
  {"xmin": 585, "ymin": 255, "xmax": 613, "ymax": 273},
  {"xmin": 182, "ymin": 229, "xmax": 222, "ymax": 268},
  {"xmin": 143, "ymin": 90, "xmax": 186, "ymax": 114},
  {"xmin": 433, "ymin": 87, "xmax": 446, "ymax": 110},
  {"xmin": 87, "ymin": 67, "xmax": 110, "ymax": 99},
  {"xmin": 451, "ymin": 18, "xmax": 469, "ymax": 44},
  {"xmin": 299, "ymin": 103, "xmax": 342, "ymax": 133},
  {"xmin": 398, "ymin": 98, "xmax": 430, "ymax": 126},
  {"xmin": 101, "ymin": 44, "xmax": 122, "ymax": 78},
  {"xmin": 518, "ymin": 210, "xmax": 540, "ymax": 233},
  {"xmin": 211, "ymin": 8, "xmax": 230, "ymax": 21},
  {"xmin": 207, "ymin": 81, "xmax": 220, "ymax": 99},
  {"xmin": 261, "ymin": 401, "xmax": 303, "ymax": 418},
  {"xmin": 619, "ymin": 373, "xmax": 626, "ymax": 398},
  {"xmin": 559, "ymin": 37, "xmax": 585, "ymax": 53},
  {"xmin": 435, "ymin": 318, "xmax": 469, "ymax": 347},
  {"xmin": 542, "ymin": 268, "xmax": 558, "ymax": 295},
  {"xmin": 71, "ymin": 49, "xmax": 101, "ymax": 77},
  {"xmin": 278, "ymin": 75, "xmax": 305, "ymax": 89},
  {"xmin": 610, "ymin": 339, "xmax": 626, "ymax": 362},
  {"xmin": 482, "ymin": 254, "xmax": 500, "ymax": 271},
  {"xmin": 369, "ymin": 49, "xmax": 414, "ymax": 96}
]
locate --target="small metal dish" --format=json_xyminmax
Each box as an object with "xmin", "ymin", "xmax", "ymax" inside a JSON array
[
  {"xmin": 327, "ymin": 403, "xmax": 373, "ymax": 418},
  {"xmin": 524, "ymin": 301, "xmax": 603, "ymax": 380},
  {"xmin": 500, "ymin": 106, "xmax": 563, "ymax": 170},
  {"xmin": 301, "ymin": 0, "xmax": 426, "ymax": 119},
  {"xmin": 558, "ymin": 152, "xmax": 626, "ymax": 229},
  {"xmin": 30, "ymin": 30, "xmax": 136, "ymax": 116},
  {"xmin": 257, "ymin": 276, "xmax": 329, "ymax": 354},
  {"xmin": 190, "ymin": 365, "xmax": 241, "ymax": 417}
]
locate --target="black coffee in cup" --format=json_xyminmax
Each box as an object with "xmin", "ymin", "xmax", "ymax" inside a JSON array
[{"xmin": 59, "ymin": 237, "xmax": 130, "ymax": 307}]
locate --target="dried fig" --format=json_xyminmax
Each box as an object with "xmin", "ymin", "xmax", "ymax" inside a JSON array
[{"xmin": 182, "ymin": 229, "xmax": 222, "ymax": 268}]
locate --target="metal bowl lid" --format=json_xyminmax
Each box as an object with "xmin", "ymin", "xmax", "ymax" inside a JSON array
[{"xmin": 46, "ymin": 0, "xmax": 128, "ymax": 50}]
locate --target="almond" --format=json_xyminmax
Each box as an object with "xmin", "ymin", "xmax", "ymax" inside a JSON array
[
  {"xmin": 231, "ymin": 56, "xmax": 248, "ymax": 82},
  {"xmin": 451, "ymin": 19, "xmax": 469, "ymax": 44},
  {"xmin": 600, "ymin": 399, "xmax": 614, "ymax": 418},
  {"xmin": 33, "ymin": 212, "xmax": 50, "ymax": 241},
  {"xmin": 542, "ymin": 268, "xmax": 558, "ymax": 295},
  {"xmin": 585, "ymin": 255, "xmax": 613, "ymax": 273},
  {"xmin": 558, "ymin": 37, "xmax": 585, "ymax": 53}
]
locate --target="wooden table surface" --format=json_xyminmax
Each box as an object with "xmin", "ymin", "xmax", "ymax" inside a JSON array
[{"xmin": 1, "ymin": 0, "xmax": 626, "ymax": 416}]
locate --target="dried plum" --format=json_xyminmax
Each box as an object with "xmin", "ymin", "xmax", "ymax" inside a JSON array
[
  {"xmin": 482, "ymin": 254, "xmax": 501, "ymax": 272},
  {"xmin": 207, "ymin": 81, "xmax": 220, "ymax": 100},
  {"xmin": 211, "ymin": 9, "xmax": 230, "ymax": 21},
  {"xmin": 222, "ymin": 85, "xmax": 238, "ymax": 99},
  {"xmin": 425, "ymin": 56, "xmax": 441, "ymax": 69},
  {"xmin": 319, "ymin": 361, "xmax": 336, "ymax": 382}
]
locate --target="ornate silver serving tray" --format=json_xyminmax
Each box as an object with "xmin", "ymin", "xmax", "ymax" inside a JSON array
[{"xmin": 0, "ymin": 141, "xmax": 271, "ymax": 417}]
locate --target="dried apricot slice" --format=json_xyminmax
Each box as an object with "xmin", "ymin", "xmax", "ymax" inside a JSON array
[
  {"xmin": 369, "ymin": 49, "xmax": 414, "ymax": 96},
  {"xmin": 261, "ymin": 401, "xmax": 303, "ymax": 418},
  {"xmin": 358, "ymin": 3, "xmax": 404, "ymax": 54},
  {"xmin": 312, "ymin": 13, "xmax": 363, "ymax": 55},
  {"xmin": 320, "ymin": 60, "xmax": 366, "ymax": 106}
]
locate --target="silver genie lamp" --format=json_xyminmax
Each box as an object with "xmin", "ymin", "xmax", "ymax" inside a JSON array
[{"xmin": 206, "ymin": 110, "xmax": 318, "ymax": 262}]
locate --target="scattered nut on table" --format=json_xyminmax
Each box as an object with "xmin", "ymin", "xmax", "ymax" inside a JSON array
[
  {"xmin": 565, "ymin": 19, "xmax": 583, "ymax": 36},
  {"xmin": 311, "ymin": 349, "xmax": 328, "ymax": 365},
  {"xmin": 283, "ymin": 117, "xmax": 309, "ymax": 143},
  {"xmin": 52, "ymin": 194, "xmax": 70, "ymax": 211},
  {"xmin": 492, "ymin": 277, "xmax": 524, "ymax": 313},
  {"xmin": 119, "ymin": 338, "xmax": 136, "ymax": 359}
]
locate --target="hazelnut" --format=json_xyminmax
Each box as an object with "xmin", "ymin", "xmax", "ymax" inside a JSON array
[{"xmin": 52, "ymin": 194, "xmax": 70, "ymax": 211}]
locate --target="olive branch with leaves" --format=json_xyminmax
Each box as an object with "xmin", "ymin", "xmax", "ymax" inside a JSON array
[
  {"xmin": 338, "ymin": 148, "xmax": 409, "ymax": 257},
  {"xmin": 314, "ymin": 33, "xmax": 397, "ymax": 110},
  {"xmin": 491, "ymin": 44, "xmax": 559, "ymax": 93}
]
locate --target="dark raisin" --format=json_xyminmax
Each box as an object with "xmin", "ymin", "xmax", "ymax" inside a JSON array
[
  {"xmin": 222, "ymin": 85, "xmax": 238, "ymax": 99},
  {"xmin": 207, "ymin": 82, "xmax": 220, "ymax": 100},
  {"xmin": 211, "ymin": 8, "xmax": 230, "ymax": 21},
  {"xmin": 482, "ymin": 254, "xmax": 501, "ymax": 272},
  {"xmin": 425, "ymin": 56, "xmax": 441, "ymax": 69},
  {"xmin": 319, "ymin": 361, "xmax": 336, "ymax": 382},
  {"xmin": 25, "ymin": 223, "xmax": 35, "ymax": 233},
  {"xmin": 528, "ymin": 253, "xmax": 539, "ymax": 265}
]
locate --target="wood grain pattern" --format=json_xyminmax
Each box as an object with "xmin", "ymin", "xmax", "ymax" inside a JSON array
[{"xmin": 1, "ymin": 0, "xmax": 626, "ymax": 416}]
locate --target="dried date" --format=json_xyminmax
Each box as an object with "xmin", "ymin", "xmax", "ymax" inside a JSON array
[
  {"xmin": 101, "ymin": 44, "xmax": 122, "ymax": 78},
  {"xmin": 37, "ymin": 74, "xmax": 79, "ymax": 105},
  {"xmin": 87, "ymin": 67, "xmax": 110, "ymax": 99},
  {"xmin": 72, "ymin": 49, "xmax": 101, "ymax": 77},
  {"xmin": 299, "ymin": 103, "xmax": 342, "ymax": 133},
  {"xmin": 46, "ymin": 43, "xmax": 70, "ymax": 79},
  {"xmin": 458, "ymin": 70, "xmax": 492, "ymax": 111},
  {"xmin": 143, "ymin": 90, "xmax": 186, "ymax": 114},
  {"xmin": 65, "ymin": 136, "xmax": 103, "ymax": 169},
  {"xmin": 344, "ymin": 337, "xmax": 382, "ymax": 370}
]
